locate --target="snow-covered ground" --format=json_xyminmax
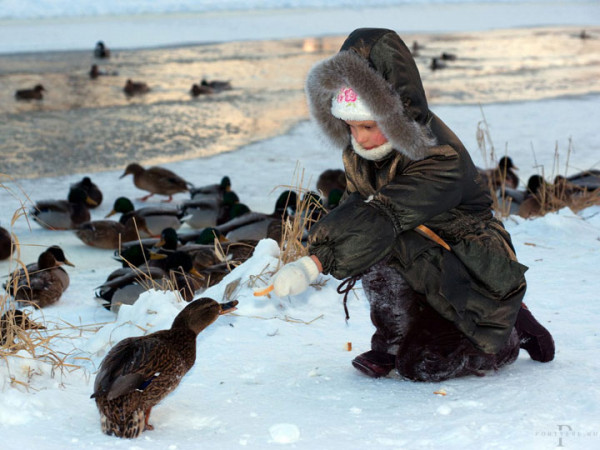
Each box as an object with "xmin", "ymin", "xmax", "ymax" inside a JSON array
[{"xmin": 1, "ymin": 106, "xmax": 599, "ymax": 448}]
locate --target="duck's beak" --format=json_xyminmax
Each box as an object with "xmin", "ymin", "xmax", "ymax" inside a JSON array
[
  {"xmin": 86, "ymin": 196, "xmax": 98, "ymax": 207},
  {"xmin": 155, "ymin": 238, "xmax": 166, "ymax": 248},
  {"xmin": 149, "ymin": 252, "xmax": 168, "ymax": 260},
  {"xmin": 62, "ymin": 258, "xmax": 75, "ymax": 267},
  {"xmin": 189, "ymin": 267, "xmax": 204, "ymax": 278},
  {"xmin": 105, "ymin": 209, "xmax": 117, "ymax": 218},
  {"xmin": 219, "ymin": 300, "xmax": 239, "ymax": 315}
]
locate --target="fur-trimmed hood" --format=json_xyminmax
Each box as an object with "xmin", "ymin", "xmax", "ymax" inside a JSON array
[{"xmin": 305, "ymin": 28, "xmax": 437, "ymax": 161}]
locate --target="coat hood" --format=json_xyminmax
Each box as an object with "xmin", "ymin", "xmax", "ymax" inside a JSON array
[{"xmin": 305, "ymin": 28, "xmax": 436, "ymax": 160}]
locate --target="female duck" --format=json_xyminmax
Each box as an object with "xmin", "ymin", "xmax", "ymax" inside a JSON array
[
  {"xmin": 92, "ymin": 298, "xmax": 238, "ymax": 439},
  {"xmin": 120, "ymin": 163, "xmax": 191, "ymax": 202},
  {"xmin": 76, "ymin": 215, "xmax": 154, "ymax": 250}
]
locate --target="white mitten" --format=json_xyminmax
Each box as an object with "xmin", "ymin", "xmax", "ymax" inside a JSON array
[{"xmin": 272, "ymin": 256, "xmax": 320, "ymax": 297}]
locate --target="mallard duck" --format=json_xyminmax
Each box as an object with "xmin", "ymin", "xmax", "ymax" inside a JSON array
[
  {"xmin": 430, "ymin": 57, "xmax": 446, "ymax": 71},
  {"xmin": 316, "ymin": 169, "xmax": 346, "ymax": 201},
  {"xmin": 189, "ymin": 176, "xmax": 232, "ymax": 201},
  {"xmin": 7, "ymin": 248, "xmax": 72, "ymax": 308},
  {"xmin": 98, "ymin": 251, "xmax": 203, "ymax": 311},
  {"xmin": 190, "ymin": 83, "xmax": 214, "ymax": 96},
  {"xmin": 15, "ymin": 84, "xmax": 45, "ymax": 100},
  {"xmin": 200, "ymin": 78, "xmax": 232, "ymax": 92},
  {"xmin": 31, "ymin": 187, "xmax": 96, "ymax": 230},
  {"xmin": 564, "ymin": 169, "xmax": 600, "ymax": 191},
  {"xmin": 94, "ymin": 41, "xmax": 110, "ymax": 59},
  {"xmin": 106, "ymin": 197, "xmax": 184, "ymax": 235},
  {"xmin": 150, "ymin": 227, "xmax": 254, "ymax": 271},
  {"xmin": 76, "ymin": 215, "xmax": 154, "ymax": 250},
  {"xmin": 91, "ymin": 297, "xmax": 237, "ymax": 438},
  {"xmin": 70, "ymin": 176, "xmax": 103, "ymax": 208},
  {"xmin": 479, "ymin": 156, "xmax": 519, "ymax": 191},
  {"xmin": 0, "ymin": 309, "xmax": 46, "ymax": 346},
  {"xmin": 0, "ymin": 225, "xmax": 15, "ymax": 260},
  {"xmin": 181, "ymin": 191, "xmax": 239, "ymax": 229},
  {"xmin": 217, "ymin": 190, "xmax": 297, "ymax": 243},
  {"xmin": 96, "ymin": 265, "xmax": 167, "ymax": 312},
  {"xmin": 124, "ymin": 79, "xmax": 150, "ymax": 96},
  {"xmin": 4, "ymin": 246, "xmax": 74, "ymax": 297},
  {"xmin": 120, "ymin": 163, "xmax": 191, "ymax": 202},
  {"xmin": 517, "ymin": 175, "xmax": 554, "ymax": 218}
]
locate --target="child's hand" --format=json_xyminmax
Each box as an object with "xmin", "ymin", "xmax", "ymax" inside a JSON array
[{"xmin": 272, "ymin": 256, "xmax": 320, "ymax": 296}]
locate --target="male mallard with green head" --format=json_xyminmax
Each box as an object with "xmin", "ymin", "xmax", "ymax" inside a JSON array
[
  {"xmin": 91, "ymin": 298, "xmax": 238, "ymax": 438},
  {"xmin": 106, "ymin": 197, "xmax": 185, "ymax": 235},
  {"xmin": 120, "ymin": 163, "xmax": 191, "ymax": 202}
]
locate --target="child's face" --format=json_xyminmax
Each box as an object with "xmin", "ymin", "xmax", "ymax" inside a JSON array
[{"xmin": 345, "ymin": 120, "xmax": 388, "ymax": 150}]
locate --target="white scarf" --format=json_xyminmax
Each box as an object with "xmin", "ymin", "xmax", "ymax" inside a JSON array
[{"xmin": 351, "ymin": 136, "xmax": 394, "ymax": 161}]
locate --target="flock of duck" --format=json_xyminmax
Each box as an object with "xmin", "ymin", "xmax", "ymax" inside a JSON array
[
  {"xmin": 0, "ymin": 160, "xmax": 348, "ymax": 437},
  {"xmin": 1, "ymin": 153, "xmax": 598, "ymax": 437},
  {"xmin": 478, "ymin": 156, "xmax": 600, "ymax": 218},
  {"xmin": 14, "ymin": 41, "xmax": 232, "ymax": 101}
]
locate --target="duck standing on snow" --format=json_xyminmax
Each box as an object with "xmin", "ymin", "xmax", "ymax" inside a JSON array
[
  {"xmin": 120, "ymin": 163, "xmax": 191, "ymax": 202},
  {"xmin": 15, "ymin": 84, "xmax": 46, "ymax": 100},
  {"xmin": 91, "ymin": 298, "xmax": 238, "ymax": 439},
  {"xmin": 31, "ymin": 188, "xmax": 97, "ymax": 230},
  {"xmin": 0, "ymin": 226, "xmax": 15, "ymax": 260}
]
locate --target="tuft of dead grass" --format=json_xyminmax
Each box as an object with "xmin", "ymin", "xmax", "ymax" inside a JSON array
[{"xmin": 476, "ymin": 109, "xmax": 599, "ymax": 219}]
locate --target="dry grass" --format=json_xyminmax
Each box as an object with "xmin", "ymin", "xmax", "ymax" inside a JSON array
[{"xmin": 476, "ymin": 110, "xmax": 599, "ymax": 219}]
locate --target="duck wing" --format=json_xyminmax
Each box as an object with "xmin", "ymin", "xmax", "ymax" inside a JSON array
[{"xmin": 93, "ymin": 333, "xmax": 170, "ymax": 401}]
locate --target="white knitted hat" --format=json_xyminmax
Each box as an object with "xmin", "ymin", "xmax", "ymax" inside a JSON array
[{"xmin": 330, "ymin": 86, "xmax": 374, "ymax": 121}]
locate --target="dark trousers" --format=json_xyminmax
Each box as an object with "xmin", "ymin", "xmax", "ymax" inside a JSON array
[{"xmin": 362, "ymin": 262, "xmax": 520, "ymax": 382}]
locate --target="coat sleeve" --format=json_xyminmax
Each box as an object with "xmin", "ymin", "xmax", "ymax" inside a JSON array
[
  {"xmin": 374, "ymin": 145, "xmax": 466, "ymax": 231},
  {"xmin": 308, "ymin": 192, "xmax": 398, "ymax": 279}
]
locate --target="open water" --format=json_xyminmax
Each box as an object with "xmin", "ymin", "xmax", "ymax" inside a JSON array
[{"xmin": 1, "ymin": 25, "xmax": 599, "ymax": 179}]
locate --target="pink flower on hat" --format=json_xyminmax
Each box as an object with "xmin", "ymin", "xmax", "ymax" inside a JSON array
[
  {"xmin": 337, "ymin": 87, "xmax": 357, "ymax": 103},
  {"xmin": 344, "ymin": 88, "xmax": 357, "ymax": 102}
]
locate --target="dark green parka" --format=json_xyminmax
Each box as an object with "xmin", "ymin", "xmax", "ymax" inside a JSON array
[{"xmin": 305, "ymin": 28, "xmax": 527, "ymax": 354}]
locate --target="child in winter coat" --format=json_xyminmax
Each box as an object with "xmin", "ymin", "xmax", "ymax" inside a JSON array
[{"xmin": 272, "ymin": 28, "xmax": 555, "ymax": 382}]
